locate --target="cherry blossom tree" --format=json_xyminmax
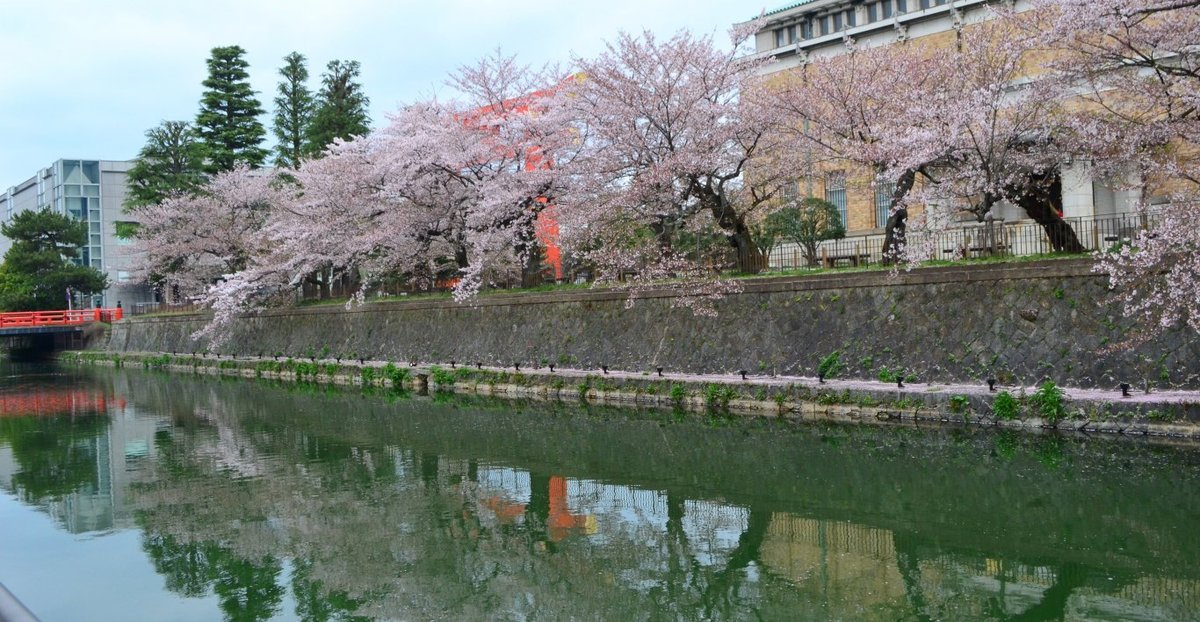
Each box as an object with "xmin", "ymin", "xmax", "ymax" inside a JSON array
[
  {"xmin": 384, "ymin": 52, "xmax": 578, "ymax": 298},
  {"xmin": 561, "ymin": 28, "xmax": 790, "ymax": 278},
  {"xmin": 193, "ymin": 52, "xmax": 578, "ymax": 341},
  {"xmin": 768, "ymin": 41, "xmax": 949, "ymax": 261},
  {"xmin": 1024, "ymin": 0, "xmax": 1200, "ymax": 334},
  {"xmin": 131, "ymin": 166, "xmax": 284, "ymax": 301},
  {"xmin": 902, "ymin": 21, "xmax": 1086, "ymax": 257}
]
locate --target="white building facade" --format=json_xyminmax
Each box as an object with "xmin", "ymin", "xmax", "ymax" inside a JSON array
[{"xmin": 0, "ymin": 158, "xmax": 154, "ymax": 308}]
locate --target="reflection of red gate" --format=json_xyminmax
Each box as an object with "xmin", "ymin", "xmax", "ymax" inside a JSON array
[
  {"xmin": 0, "ymin": 389, "xmax": 121, "ymax": 416},
  {"xmin": 0, "ymin": 308, "xmax": 123, "ymax": 328},
  {"xmin": 483, "ymin": 475, "xmax": 596, "ymax": 541}
]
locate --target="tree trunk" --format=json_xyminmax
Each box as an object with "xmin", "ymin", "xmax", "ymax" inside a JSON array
[
  {"xmin": 730, "ymin": 225, "xmax": 767, "ymax": 274},
  {"xmin": 881, "ymin": 169, "xmax": 918, "ymax": 264},
  {"xmin": 1010, "ymin": 171, "xmax": 1087, "ymax": 254},
  {"xmin": 706, "ymin": 194, "xmax": 765, "ymax": 274}
]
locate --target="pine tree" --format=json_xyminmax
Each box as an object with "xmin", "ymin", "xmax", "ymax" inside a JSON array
[
  {"xmin": 272, "ymin": 52, "xmax": 314, "ymax": 169},
  {"xmin": 124, "ymin": 120, "xmax": 207, "ymax": 211},
  {"xmin": 196, "ymin": 45, "xmax": 268, "ymax": 174},
  {"xmin": 304, "ymin": 60, "xmax": 370, "ymax": 158},
  {"xmin": 0, "ymin": 209, "xmax": 108, "ymax": 311}
]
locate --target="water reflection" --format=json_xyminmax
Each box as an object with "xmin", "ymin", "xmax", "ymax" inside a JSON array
[{"xmin": 2, "ymin": 365, "xmax": 1200, "ymax": 620}]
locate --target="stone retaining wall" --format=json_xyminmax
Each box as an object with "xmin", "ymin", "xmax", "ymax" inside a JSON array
[{"xmin": 107, "ymin": 259, "xmax": 1200, "ymax": 389}]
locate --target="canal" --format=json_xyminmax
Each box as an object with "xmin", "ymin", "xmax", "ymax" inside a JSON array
[{"xmin": 1, "ymin": 361, "xmax": 1199, "ymax": 621}]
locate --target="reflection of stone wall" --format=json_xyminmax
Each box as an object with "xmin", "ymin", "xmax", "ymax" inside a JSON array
[{"xmin": 108, "ymin": 260, "xmax": 1200, "ymax": 388}]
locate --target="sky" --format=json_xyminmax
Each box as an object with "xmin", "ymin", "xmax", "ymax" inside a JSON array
[{"xmin": 0, "ymin": 0, "xmax": 765, "ymax": 187}]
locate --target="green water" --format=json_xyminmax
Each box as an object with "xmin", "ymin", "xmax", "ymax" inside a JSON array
[{"xmin": 1, "ymin": 362, "xmax": 1199, "ymax": 621}]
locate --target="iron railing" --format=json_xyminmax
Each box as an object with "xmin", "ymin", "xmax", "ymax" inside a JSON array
[{"xmin": 767, "ymin": 212, "xmax": 1157, "ymax": 269}]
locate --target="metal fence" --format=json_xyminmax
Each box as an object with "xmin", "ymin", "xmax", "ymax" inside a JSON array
[{"xmin": 767, "ymin": 212, "xmax": 1155, "ymax": 269}]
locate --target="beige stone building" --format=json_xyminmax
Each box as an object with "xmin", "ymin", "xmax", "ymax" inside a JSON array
[{"xmin": 739, "ymin": 0, "xmax": 1142, "ymax": 265}]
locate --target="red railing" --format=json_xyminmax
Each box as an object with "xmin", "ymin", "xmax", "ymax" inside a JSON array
[{"xmin": 0, "ymin": 308, "xmax": 123, "ymax": 328}]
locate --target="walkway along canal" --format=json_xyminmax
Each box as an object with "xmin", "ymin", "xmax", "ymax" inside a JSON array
[{"xmin": 63, "ymin": 350, "xmax": 1200, "ymax": 439}]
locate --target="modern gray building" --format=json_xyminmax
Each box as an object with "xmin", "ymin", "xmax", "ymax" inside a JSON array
[{"xmin": 0, "ymin": 158, "xmax": 155, "ymax": 309}]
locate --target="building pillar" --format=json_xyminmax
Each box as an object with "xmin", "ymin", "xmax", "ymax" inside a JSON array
[{"xmin": 1060, "ymin": 161, "xmax": 1095, "ymax": 219}]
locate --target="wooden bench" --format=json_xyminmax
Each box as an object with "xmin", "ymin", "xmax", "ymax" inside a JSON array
[{"xmin": 820, "ymin": 245, "xmax": 870, "ymax": 268}]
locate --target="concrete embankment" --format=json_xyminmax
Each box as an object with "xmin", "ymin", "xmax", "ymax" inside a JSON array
[
  {"xmin": 103, "ymin": 260, "xmax": 1200, "ymax": 391},
  {"xmin": 62, "ymin": 351, "xmax": 1200, "ymax": 441}
]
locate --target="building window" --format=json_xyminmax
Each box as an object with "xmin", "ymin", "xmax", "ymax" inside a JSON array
[
  {"xmin": 897, "ymin": 0, "xmax": 908, "ymax": 12},
  {"xmin": 875, "ymin": 180, "xmax": 896, "ymax": 228},
  {"xmin": 801, "ymin": 21, "xmax": 813, "ymax": 39},
  {"xmin": 882, "ymin": 0, "xmax": 894, "ymax": 18},
  {"xmin": 868, "ymin": 3, "xmax": 879, "ymax": 22},
  {"xmin": 820, "ymin": 15, "xmax": 831, "ymax": 35},
  {"xmin": 846, "ymin": 9, "xmax": 856, "ymax": 27},
  {"xmin": 826, "ymin": 172, "xmax": 848, "ymax": 229},
  {"xmin": 833, "ymin": 12, "xmax": 843, "ymax": 31},
  {"xmin": 775, "ymin": 25, "xmax": 800, "ymax": 47},
  {"xmin": 782, "ymin": 180, "xmax": 799, "ymax": 204}
]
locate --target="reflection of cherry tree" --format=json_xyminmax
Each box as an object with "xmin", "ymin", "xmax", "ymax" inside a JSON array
[{"xmin": 129, "ymin": 396, "xmax": 804, "ymax": 619}]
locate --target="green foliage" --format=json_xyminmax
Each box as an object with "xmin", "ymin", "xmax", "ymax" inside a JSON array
[
  {"xmin": 818, "ymin": 351, "xmax": 844, "ymax": 379},
  {"xmin": 360, "ymin": 366, "xmax": 376, "ymax": 387},
  {"xmin": 993, "ymin": 431, "xmax": 1019, "ymax": 460},
  {"xmin": 196, "ymin": 45, "xmax": 268, "ymax": 173},
  {"xmin": 429, "ymin": 365, "xmax": 456, "ymax": 386},
  {"xmin": 304, "ymin": 59, "xmax": 370, "ymax": 157},
  {"xmin": 669, "ymin": 383, "xmax": 687, "ymax": 405},
  {"xmin": 0, "ymin": 208, "xmax": 108, "ymax": 311},
  {"xmin": 703, "ymin": 384, "xmax": 738, "ymax": 411},
  {"xmin": 876, "ymin": 366, "xmax": 901, "ymax": 383},
  {"xmin": 143, "ymin": 354, "xmax": 173, "ymax": 369},
  {"xmin": 948, "ymin": 395, "xmax": 970, "ymax": 414},
  {"xmin": 1029, "ymin": 381, "xmax": 1067, "ymax": 424},
  {"xmin": 764, "ymin": 197, "xmax": 846, "ymax": 266},
  {"xmin": 113, "ymin": 221, "xmax": 141, "ymax": 239},
  {"xmin": 992, "ymin": 390, "xmax": 1019, "ymax": 420},
  {"xmin": 381, "ymin": 363, "xmax": 410, "ymax": 389},
  {"xmin": 124, "ymin": 120, "xmax": 207, "ymax": 211},
  {"xmin": 272, "ymin": 52, "xmax": 315, "ymax": 169}
]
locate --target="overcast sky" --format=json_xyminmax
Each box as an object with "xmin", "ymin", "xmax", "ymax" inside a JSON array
[{"xmin": 0, "ymin": 0, "xmax": 766, "ymax": 187}]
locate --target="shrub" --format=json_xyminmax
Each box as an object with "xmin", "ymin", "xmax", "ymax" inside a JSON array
[
  {"xmin": 429, "ymin": 365, "xmax": 455, "ymax": 386},
  {"xmin": 669, "ymin": 383, "xmax": 687, "ymax": 406},
  {"xmin": 818, "ymin": 351, "xmax": 844, "ymax": 379},
  {"xmin": 948, "ymin": 395, "xmax": 969, "ymax": 414},
  {"xmin": 992, "ymin": 390, "xmax": 1019, "ymax": 420},
  {"xmin": 1029, "ymin": 381, "xmax": 1067, "ymax": 424},
  {"xmin": 382, "ymin": 363, "xmax": 410, "ymax": 389}
]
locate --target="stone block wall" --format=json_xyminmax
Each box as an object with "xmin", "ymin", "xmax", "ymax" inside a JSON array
[{"xmin": 107, "ymin": 260, "xmax": 1200, "ymax": 389}]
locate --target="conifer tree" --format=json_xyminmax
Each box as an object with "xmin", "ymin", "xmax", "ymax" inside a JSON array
[
  {"xmin": 0, "ymin": 209, "xmax": 107, "ymax": 311},
  {"xmin": 124, "ymin": 120, "xmax": 207, "ymax": 211},
  {"xmin": 272, "ymin": 52, "xmax": 314, "ymax": 169},
  {"xmin": 196, "ymin": 45, "xmax": 268, "ymax": 173},
  {"xmin": 304, "ymin": 60, "xmax": 370, "ymax": 158}
]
